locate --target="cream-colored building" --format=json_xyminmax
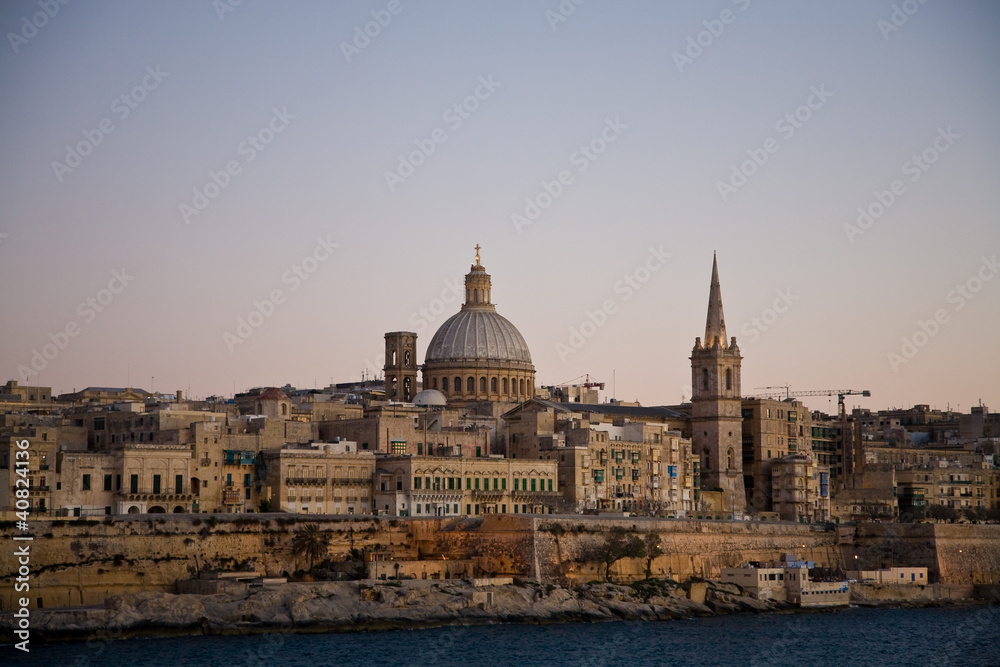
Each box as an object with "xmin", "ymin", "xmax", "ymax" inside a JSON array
[
  {"xmin": 721, "ymin": 561, "xmax": 849, "ymax": 607},
  {"xmin": 770, "ymin": 453, "xmax": 831, "ymax": 522},
  {"xmin": 373, "ymin": 454, "xmax": 558, "ymax": 517},
  {"xmin": 846, "ymin": 567, "xmax": 928, "ymax": 584},
  {"xmin": 256, "ymin": 440, "xmax": 375, "ymax": 515}
]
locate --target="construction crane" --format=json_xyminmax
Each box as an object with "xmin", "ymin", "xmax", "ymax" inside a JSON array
[
  {"xmin": 747, "ymin": 387, "xmax": 871, "ymax": 419},
  {"xmin": 557, "ymin": 374, "xmax": 605, "ymax": 390},
  {"xmin": 747, "ymin": 387, "xmax": 872, "ymax": 482}
]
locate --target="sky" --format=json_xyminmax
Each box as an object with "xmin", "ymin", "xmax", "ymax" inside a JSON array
[{"xmin": 1, "ymin": 0, "xmax": 998, "ymax": 415}]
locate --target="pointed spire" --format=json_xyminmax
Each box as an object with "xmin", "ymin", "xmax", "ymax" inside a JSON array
[{"xmin": 704, "ymin": 252, "xmax": 728, "ymax": 348}]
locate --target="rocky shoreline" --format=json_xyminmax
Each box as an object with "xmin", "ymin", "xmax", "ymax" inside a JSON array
[
  {"xmin": 3, "ymin": 578, "xmax": 801, "ymax": 644},
  {"xmin": 6, "ymin": 577, "xmax": 985, "ymax": 645}
]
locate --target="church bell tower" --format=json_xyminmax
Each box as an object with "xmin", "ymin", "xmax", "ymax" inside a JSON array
[
  {"xmin": 384, "ymin": 331, "xmax": 418, "ymax": 402},
  {"xmin": 690, "ymin": 254, "xmax": 746, "ymax": 513}
]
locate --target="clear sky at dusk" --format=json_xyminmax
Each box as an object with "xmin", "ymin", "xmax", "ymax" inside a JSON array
[{"xmin": 2, "ymin": 0, "xmax": 998, "ymax": 414}]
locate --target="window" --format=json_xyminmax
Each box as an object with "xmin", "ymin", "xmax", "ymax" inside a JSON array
[
  {"xmin": 467, "ymin": 377, "xmax": 475, "ymax": 393},
  {"xmin": 531, "ymin": 478, "xmax": 536, "ymax": 491},
  {"xmin": 491, "ymin": 377, "xmax": 497, "ymax": 393},
  {"xmin": 455, "ymin": 377, "xmax": 462, "ymax": 393},
  {"xmin": 466, "ymin": 478, "xmax": 471, "ymax": 490},
  {"xmin": 396, "ymin": 477, "xmax": 402, "ymax": 490},
  {"xmin": 480, "ymin": 377, "xmax": 486, "ymax": 393},
  {"xmin": 726, "ymin": 368, "xmax": 732, "ymax": 390},
  {"xmin": 476, "ymin": 446, "xmax": 482, "ymax": 457},
  {"xmin": 104, "ymin": 474, "xmax": 112, "ymax": 491},
  {"xmin": 417, "ymin": 443, "xmax": 423, "ymax": 455},
  {"xmin": 503, "ymin": 378, "xmax": 508, "ymax": 394},
  {"xmin": 414, "ymin": 477, "xmax": 422, "ymax": 489},
  {"xmin": 153, "ymin": 475, "xmax": 161, "ymax": 494},
  {"xmin": 83, "ymin": 474, "xmax": 91, "ymax": 491},
  {"xmin": 502, "ymin": 478, "xmax": 507, "ymax": 490},
  {"xmin": 548, "ymin": 479, "xmax": 553, "ymax": 491},
  {"xmin": 442, "ymin": 377, "xmax": 448, "ymax": 392},
  {"xmin": 475, "ymin": 478, "xmax": 480, "ymax": 490},
  {"xmin": 130, "ymin": 474, "xmax": 139, "ymax": 494}
]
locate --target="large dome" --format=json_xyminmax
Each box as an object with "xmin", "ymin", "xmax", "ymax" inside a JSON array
[{"xmin": 425, "ymin": 309, "xmax": 532, "ymax": 364}]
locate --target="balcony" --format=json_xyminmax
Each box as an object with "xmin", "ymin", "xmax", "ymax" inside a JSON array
[
  {"xmin": 330, "ymin": 477, "xmax": 372, "ymax": 486},
  {"xmin": 120, "ymin": 492, "xmax": 196, "ymax": 502},
  {"xmin": 286, "ymin": 477, "xmax": 327, "ymax": 486},
  {"xmin": 222, "ymin": 489, "xmax": 242, "ymax": 505},
  {"xmin": 512, "ymin": 490, "xmax": 560, "ymax": 498}
]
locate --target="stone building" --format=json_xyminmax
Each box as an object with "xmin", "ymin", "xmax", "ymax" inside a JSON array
[
  {"xmin": 373, "ymin": 453, "xmax": 559, "ymax": 517},
  {"xmin": 421, "ymin": 247, "xmax": 535, "ymax": 404},
  {"xmin": 255, "ymin": 440, "xmax": 376, "ymax": 515},
  {"xmin": 501, "ymin": 399, "xmax": 698, "ymax": 515},
  {"xmin": 741, "ymin": 397, "xmax": 815, "ymax": 512},
  {"xmin": 690, "ymin": 254, "xmax": 745, "ymax": 512},
  {"xmin": 770, "ymin": 453, "xmax": 831, "ymax": 522}
]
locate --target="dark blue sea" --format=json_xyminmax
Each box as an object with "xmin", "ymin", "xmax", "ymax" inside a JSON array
[{"xmin": 8, "ymin": 605, "xmax": 999, "ymax": 666}]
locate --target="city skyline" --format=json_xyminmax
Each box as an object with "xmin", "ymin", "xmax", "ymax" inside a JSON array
[{"xmin": 2, "ymin": 1, "xmax": 999, "ymax": 414}]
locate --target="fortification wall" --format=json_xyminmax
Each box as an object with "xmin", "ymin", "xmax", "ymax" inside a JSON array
[{"xmin": 4, "ymin": 515, "xmax": 999, "ymax": 611}]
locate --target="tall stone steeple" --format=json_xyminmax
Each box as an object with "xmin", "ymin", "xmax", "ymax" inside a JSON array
[
  {"xmin": 690, "ymin": 254, "xmax": 746, "ymax": 513},
  {"xmin": 704, "ymin": 252, "xmax": 728, "ymax": 348}
]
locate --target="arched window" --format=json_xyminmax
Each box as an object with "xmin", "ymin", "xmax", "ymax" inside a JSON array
[
  {"xmin": 725, "ymin": 368, "xmax": 732, "ymax": 391},
  {"xmin": 702, "ymin": 368, "xmax": 709, "ymax": 391},
  {"xmin": 519, "ymin": 379, "xmax": 525, "ymax": 395},
  {"xmin": 502, "ymin": 378, "xmax": 508, "ymax": 394},
  {"xmin": 474, "ymin": 288, "xmax": 478, "ymax": 303},
  {"xmin": 404, "ymin": 350, "xmax": 410, "ymax": 365},
  {"xmin": 727, "ymin": 448, "xmax": 735, "ymax": 470},
  {"xmin": 281, "ymin": 403, "xmax": 287, "ymax": 416},
  {"xmin": 491, "ymin": 377, "xmax": 497, "ymax": 393},
  {"xmin": 441, "ymin": 377, "xmax": 448, "ymax": 392},
  {"xmin": 392, "ymin": 351, "xmax": 397, "ymax": 365},
  {"xmin": 480, "ymin": 377, "xmax": 486, "ymax": 393},
  {"xmin": 455, "ymin": 376, "xmax": 462, "ymax": 393},
  {"xmin": 432, "ymin": 377, "xmax": 438, "ymax": 390},
  {"xmin": 467, "ymin": 376, "xmax": 475, "ymax": 393}
]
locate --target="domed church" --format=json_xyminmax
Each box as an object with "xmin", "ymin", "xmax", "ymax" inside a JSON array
[{"xmin": 421, "ymin": 246, "xmax": 535, "ymax": 404}]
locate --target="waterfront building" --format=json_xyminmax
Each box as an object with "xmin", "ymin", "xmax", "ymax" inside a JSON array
[
  {"xmin": 373, "ymin": 453, "xmax": 558, "ymax": 517},
  {"xmin": 255, "ymin": 440, "xmax": 376, "ymax": 515}
]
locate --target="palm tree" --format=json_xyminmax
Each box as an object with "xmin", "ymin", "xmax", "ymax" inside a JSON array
[{"xmin": 292, "ymin": 523, "xmax": 330, "ymax": 571}]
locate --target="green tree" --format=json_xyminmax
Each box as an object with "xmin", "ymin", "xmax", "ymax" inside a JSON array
[
  {"xmin": 643, "ymin": 532, "xmax": 664, "ymax": 579},
  {"xmin": 257, "ymin": 498, "xmax": 273, "ymax": 513},
  {"xmin": 292, "ymin": 523, "xmax": 331, "ymax": 571},
  {"xmin": 597, "ymin": 526, "xmax": 645, "ymax": 582}
]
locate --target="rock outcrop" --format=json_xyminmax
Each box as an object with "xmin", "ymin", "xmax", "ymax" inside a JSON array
[{"xmin": 1, "ymin": 578, "xmax": 784, "ymax": 643}]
